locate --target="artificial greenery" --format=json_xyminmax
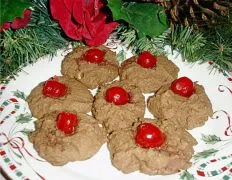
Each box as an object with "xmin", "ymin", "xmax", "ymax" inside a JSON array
[{"xmin": 0, "ymin": 0, "xmax": 79, "ymax": 80}]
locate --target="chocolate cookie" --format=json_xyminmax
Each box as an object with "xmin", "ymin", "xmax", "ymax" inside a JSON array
[
  {"xmin": 120, "ymin": 53, "xmax": 179, "ymax": 93},
  {"xmin": 108, "ymin": 118, "xmax": 197, "ymax": 175},
  {"xmin": 27, "ymin": 76, "xmax": 93, "ymax": 119},
  {"xmin": 61, "ymin": 45, "xmax": 119, "ymax": 89},
  {"xmin": 148, "ymin": 84, "xmax": 213, "ymax": 129},
  {"xmin": 29, "ymin": 112, "xmax": 106, "ymax": 166},
  {"xmin": 92, "ymin": 81, "xmax": 145, "ymax": 133}
]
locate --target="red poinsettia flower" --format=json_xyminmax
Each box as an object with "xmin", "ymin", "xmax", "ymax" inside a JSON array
[
  {"xmin": 50, "ymin": 0, "xmax": 118, "ymax": 46},
  {"xmin": 0, "ymin": 9, "xmax": 32, "ymax": 32}
]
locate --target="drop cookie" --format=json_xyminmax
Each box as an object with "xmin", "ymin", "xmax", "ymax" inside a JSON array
[
  {"xmin": 120, "ymin": 51, "xmax": 179, "ymax": 93},
  {"xmin": 148, "ymin": 77, "xmax": 213, "ymax": 129},
  {"xmin": 29, "ymin": 111, "xmax": 106, "ymax": 166},
  {"xmin": 61, "ymin": 45, "xmax": 119, "ymax": 89},
  {"xmin": 27, "ymin": 76, "xmax": 93, "ymax": 119},
  {"xmin": 108, "ymin": 118, "xmax": 197, "ymax": 175},
  {"xmin": 92, "ymin": 81, "xmax": 145, "ymax": 133}
]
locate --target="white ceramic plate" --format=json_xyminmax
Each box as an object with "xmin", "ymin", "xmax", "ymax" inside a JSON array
[{"xmin": 0, "ymin": 41, "xmax": 232, "ymax": 180}]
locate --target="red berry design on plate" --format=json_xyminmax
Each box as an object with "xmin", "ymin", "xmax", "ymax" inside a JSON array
[
  {"xmin": 137, "ymin": 51, "xmax": 157, "ymax": 68},
  {"xmin": 105, "ymin": 86, "xmax": 130, "ymax": 105},
  {"xmin": 43, "ymin": 79, "xmax": 68, "ymax": 98},
  {"xmin": 171, "ymin": 77, "xmax": 195, "ymax": 97},
  {"xmin": 56, "ymin": 112, "xmax": 78, "ymax": 135},
  {"xmin": 83, "ymin": 48, "xmax": 105, "ymax": 64},
  {"xmin": 135, "ymin": 123, "xmax": 165, "ymax": 148}
]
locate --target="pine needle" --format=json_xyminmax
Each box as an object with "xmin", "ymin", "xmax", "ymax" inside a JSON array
[
  {"xmin": 115, "ymin": 23, "xmax": 166, "ymax": 55},
  {"xmin": 163, "ymin": 25, "xmax": 207, "ymax": 62},
  {"xmin": 0, "ymin": 0, "xmax": 78, "ymax": 80}
]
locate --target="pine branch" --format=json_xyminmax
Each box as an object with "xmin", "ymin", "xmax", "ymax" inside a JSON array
[
  {"xmin": 201, "ymin": 25, "xmax": 232, "ymax": 71},
  {"xmin": 115, "ymin": 23, "xmax": 166, "ymax": 55},
  {"xmin": 162, "ymin": 25, "xmax": 207, "ymax": 62},
  {"xmin": 0, "ymin": 0, "xmax": 80, "ymax": 81}
]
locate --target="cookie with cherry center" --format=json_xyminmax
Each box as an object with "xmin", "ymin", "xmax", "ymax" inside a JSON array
[
  {"xmin": 92, "ymin": 81, "xmax": 145, "ymax": 133},
  {"xmin": 108, "ymin": 118, "xmax": 197, "ymax": 175},
  {"xmin": 148, "ymin": 77, "xmax": 213, "ymax": 129},
  {"xmin": 27, "ymin": 76, "xmax": 93, "ymax": 119},
  {"xmin": 120, "ymin": 51, "xmax": 179, "ymax": 93},
  {"xmin": 61, "ymin": 45, "xmax": 119, "ymax": 89},
  {"xmin": 29, "ymin": 111, "xmax": 106, "ymax": 166}
]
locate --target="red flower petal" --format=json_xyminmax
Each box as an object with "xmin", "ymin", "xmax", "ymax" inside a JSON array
[
  {"xmin": 82, "ymin": 11, "xmax": 96, "ymax": 39},
  {"xmin": 72, "ymin": 0, "xmax": 84, "ymax": 25},
  {"xmin": 84, "ymin": 12, "xmax": 118, "ymax": 45},
  {"xmin": 50, "ymin": 0, "xmax": 118, "ymax": 44},
  {"xmin": 50, "ymin": 0, "xmax": 69, "ymax": 21},
  {"xmin": 83, "ymin": 0, "xmax": 95, "ymax": 17},
  {"xmin": 50, "ymin": 0, "xmax": 82, "ymax": 40},
  {"xmin": 63, "ymin": 0, "xmax": 75, "ymax": 13},
  {"xmin": 11, "ymin": 9, "xmax": 31, "ymax": 30},
  {"xmin": 85, "ymin": 21, "xmax": 118, "ymax": 46},
  {"xmin": 0, "ymin": 22, "xmax": 11, "ymax": 32}
]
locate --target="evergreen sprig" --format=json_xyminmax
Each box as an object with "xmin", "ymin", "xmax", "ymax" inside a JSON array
[
  {"xmin": 117, "ymin": 22, "xmax": 232, "ymax": 72},
  {"xmin": 163, "ymin": 26, "xmax": 207, "ymax": 62},
  {"xmin": 202, "ymin": 27, "xmax": 232, "ymax": 71},
  {"xmin": 0, "ymin": 0, "xmax": 78, "ymax": 80},
  {"xmin": 115, "ymin": 23, "xmax": 165, "ymax": 55}
]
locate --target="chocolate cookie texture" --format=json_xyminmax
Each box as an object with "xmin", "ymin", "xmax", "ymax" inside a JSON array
[
  {"xmin": 29, "ymin": 112, "xmax": 106, "ymax": 166},
  {"xmin": 61, "ymin": 45, "xmax": 119, "ymax": 89},
  {"xmin": 148, "ymin": 84, "xmax": 213, "ymax": 129},
  {"xmin": 27, "ymin": 76, "xmax": 93, "ymax": 119},
  {"xmin": 120, "ymin": 55, "xmax": 179, "ymax": 93},
  {"xmin": 92, "ymin": 81, "xmax": 145, "ymax": 133},
  {"xmin": 108, "ymin": 119, "xmax": 197, "ymax": 175}
]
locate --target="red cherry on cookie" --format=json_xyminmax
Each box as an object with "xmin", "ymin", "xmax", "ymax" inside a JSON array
[
  {"xmin": 56, "ymin": 112, "xmax": 78, "ymax": 135},
  {"xmin": 137, "ymin": 51, "xmax": 157, "ymax": 68},
  {"xmin": 83, "ymin": 48, "xmax": 105, "ymax": 64},
  {"xmin": 43, "ymin": 79, "xmax": 68, "ymax": 98},
  {"xmin": 135, "ymin": 123, "xmax": 165, "ymax": 148},
  {"xmin": 105, "ymin": 86, "xmax": 130, "ymax": 105},
  {"xmin": 170, "ymin": 77, "xmax": 195, "ymax": 97}
]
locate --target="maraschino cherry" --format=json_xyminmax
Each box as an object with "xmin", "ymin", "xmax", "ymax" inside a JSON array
[
  {"xmin": 83, "ymin": 48, "xmax": 105, "ymax": 64},
  {"xmin": 135, "ymin": 123, "xmax": 165, "ymax": 148},
  {"xmin": 43, "ymin": 79, "xmax": 68, "ymax": 98},
  {"xmin": 137, "ymin": 51, "xmax": 157, "ymax": 68},
  {"xmin": 105, "ymin": 86, "xmax": 130, "ymax": 105},
  {"xmin": 56, "ymin": 112, "xmax": 78, "ymax": 135},
  {"xmin": 171, "ymin": 77, "xmax": 195, "ymax": 97}
]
